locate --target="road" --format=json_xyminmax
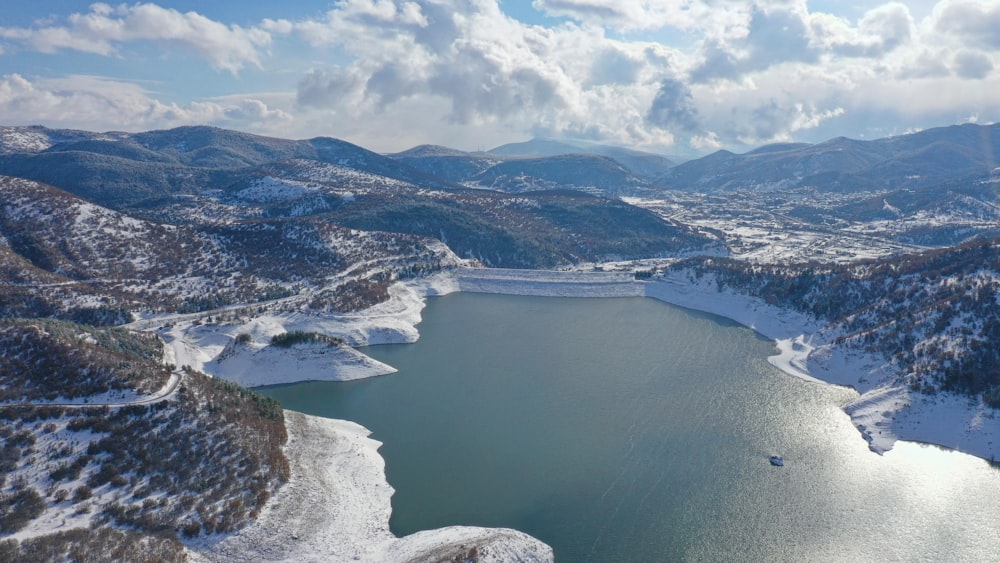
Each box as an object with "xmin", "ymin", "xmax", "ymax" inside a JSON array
[{"xmin": 0, "ymin": 371, "xmax": 183, "ymax": 410}]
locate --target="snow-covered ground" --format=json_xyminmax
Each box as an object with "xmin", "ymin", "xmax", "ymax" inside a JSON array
[
  {"xmin": 152, "ymin": 275, "xmax": 460, "ymax": 386},
  {"xmin": 625, "ymin": 195, "xmax": 938, "ymax": 265},
  {"xmin": 188, "ymin": 411, "xmax": 552, "ymax": 563}
]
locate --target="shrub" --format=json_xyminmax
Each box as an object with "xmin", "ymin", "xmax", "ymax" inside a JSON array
[
  {"xmin": 269, "ymin": 330, "xmax": 344, "ymax": 348},
  {"xmin": 0, "ymin": 487, "xmax": 45, "ymax": 533},
  {"xmin": 73, "ymin": 485, "xmax": 93, "ymax": 501}
]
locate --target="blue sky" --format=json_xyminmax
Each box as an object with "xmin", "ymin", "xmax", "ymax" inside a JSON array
[{"xmin": 1, "ymin": 1, "xmax": 998, "ymax": 154}]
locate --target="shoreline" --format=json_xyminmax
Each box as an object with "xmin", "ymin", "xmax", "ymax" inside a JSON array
[
  {"xmin": 158, "ymin": 266, "xmax": 1000, "ymax": 461},
  {"xmin": 460, "ymin": 267, "xmax": 1000, "ymax": 462},
  {"xmin": 188, "ymin": 411, "xmax": 552, "ymax": 562},
  {"xmin": 172, "ymin": 265, "xmax": 998, "ymax": 560}
]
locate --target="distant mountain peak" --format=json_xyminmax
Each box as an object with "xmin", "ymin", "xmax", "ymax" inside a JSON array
[
  {"xmin": 390, "ymin": 144, "xmax": 471, "ymax": 158},
  {"xmin": 487, "ymin": 138, "xmax": 584, "ymax": 157}
]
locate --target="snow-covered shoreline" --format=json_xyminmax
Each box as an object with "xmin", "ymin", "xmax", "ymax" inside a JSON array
[
  {"xmin": 458, "ymin": 267, "xmax": 1000, "ymax": 462},
  {"xmin": 158, "ymin": 266, "xmax": 1000, "ymax": 462},
  {"xmin": 150, "ymin": 275, "xmax": 461, "ymax": 387},
  {"xmin": 174, "ymin": 265, "xmax": 999, "ymax": 561},
  {"xmin": 188, "ymin": 411, "xmax": 552, "ymax": 563},
  {"xmin": 649, "ymin": 272, "xmax": 1000, "ymax": 461}
]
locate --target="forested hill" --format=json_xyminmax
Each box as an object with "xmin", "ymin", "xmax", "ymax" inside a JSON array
[{"xmin": 0, "ymin": 320, "xmax": 288, "ymax": 560}]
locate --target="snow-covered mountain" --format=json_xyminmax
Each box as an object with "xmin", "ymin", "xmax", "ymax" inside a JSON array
[
  {"xmin": 658, "ymin": 122, "xmax": 1000, "ymax": 193},
  {"xmin": 389, "ymin": 137, "xmax": 677, "ymax": 193},
  {"xmin": 0, "ymin": 174, "xmax": 460, "ymax": 321}
]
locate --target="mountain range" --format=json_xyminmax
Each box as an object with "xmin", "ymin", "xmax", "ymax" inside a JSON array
[
  {"xmin": 3, "ymin": 121, "xmax": 999, "ymax": 201},
  {"xmin": 658, "ymin": 122, "xmax": 1000, "ymax": 193}
]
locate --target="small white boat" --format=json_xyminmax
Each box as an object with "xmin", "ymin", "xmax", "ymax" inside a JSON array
[{"xmin": 769, "ymin": 455, "xmax": 784, "ymax": 467}]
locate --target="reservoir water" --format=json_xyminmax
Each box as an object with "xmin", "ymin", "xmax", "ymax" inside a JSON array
[{"xmin": 260, "ymin": 293, "xmax": 1000, "ymax": 561}]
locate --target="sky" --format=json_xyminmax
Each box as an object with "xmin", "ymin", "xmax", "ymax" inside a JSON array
[{"xmin": 0, "ymin": 1, "xmax": 998, "ymax": 155}]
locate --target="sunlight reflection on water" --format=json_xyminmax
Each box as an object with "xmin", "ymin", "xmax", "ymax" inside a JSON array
[{"xmin": 261, "ymin": 293, "xmax": 1000, "ymax": 562}]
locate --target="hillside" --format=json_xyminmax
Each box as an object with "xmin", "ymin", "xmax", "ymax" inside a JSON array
[
  {"xmin": 0, "ymin": 125, "xmax": 717, "ymax": 272},
  {"xmin": 326, "ymin": 188, "xmax": 714, "ymax": 267},
  {"xmin": 390, "ymin": 152, "xmax": 501, "ymax": 184},
  {"xmin": 470, "ymin": 154, "xmax": 648, "ymax": 197},
  {"xmin": 664, "ymin": 237, "xmax": 1000, "ymax": 403},
  {"xmin": 0, "ymin": 320, "xmax": 288, "ymax": 560},
  {"xmin": 486, "ymin": 138, "xmax": 676, "ymax": 180},
  {"xmin": 0, "ymin": 121, "xmax": 999, "ymax": 558},
  {"xmin": 0, "ymin": 126, "xmax": 451, "ymax": 207},
  {"xmin": 0, "ymin": 175, "xmax": 458, "ymax": 321},
  {"xmin": 389, "ymin": 138, "xmax": 675, "ymax": 192}
]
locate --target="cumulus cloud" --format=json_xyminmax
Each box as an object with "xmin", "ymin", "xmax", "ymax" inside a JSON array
[
  {"xmin": 646, "ymin": 78, "xmax": 700, "ymax": 134},
  {"xmin": 0, "ymin": 3, "xmax": 271, "ymax": 73},
  {"xmin": 934, "ymin": 0, "xmax": 1000, "ymax": 50},
  {"xmin": 531, "ymin": 0, "xmax": 728, "ymax": 32},
  {"xmin": 692, "ymin": 2, "xmax": 917, "ymax": 83},
  {"xmin": 223, "ymin": 98, "xmax": 293, "ymax": 123},
  {"xmin": 686, "ymin": 65, "xmax": 849, "ymax": 146},
  {"xmin": 897, "ymin": 49, "xmax": 953, "ymax": 79},
  {"xmin": 0, "ymin": 73, "xmax": 291, "ymax": 132},
  {"xmin": 290, "ymin": 2, "xmax": 586, "ymax": 128},
  {"xmin": 587, "ymin": 47, "xmax": 643, "ymax": 86},
  {"xmin": 281, "ymin": 0, "xmax": 976, "ymax": 150},
  {"xmin": 690, "ymin": 4, "xmax": 817, "ymax": 83},
  {"xmin": 857, "ymin": 3, "xmax": 914, "ymax": 53},
  {"xmin": 953, "ymin": 50, "xmax": 994, "ymax": 79}
]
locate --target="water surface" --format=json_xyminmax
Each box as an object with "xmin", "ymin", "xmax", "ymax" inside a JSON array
[{"xmin": 260, "ymin": 293, "xmax": 1000, "ymax": 561}]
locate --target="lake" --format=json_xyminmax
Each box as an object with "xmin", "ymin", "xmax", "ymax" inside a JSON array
[{"xmin": 259, "ymin": 293, "xmax": 1000, "ymax": 561}]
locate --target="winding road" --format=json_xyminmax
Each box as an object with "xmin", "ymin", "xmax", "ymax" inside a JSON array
[{"xmin": 0, "ymin": 371, "xmax": 183, "ymax": 410}]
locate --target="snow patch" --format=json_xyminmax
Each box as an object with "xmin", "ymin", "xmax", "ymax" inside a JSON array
[
  {"xmin": 236, "ymin": 177, "xmax": 318, "ymax": 203},
  {"xmin": 0, "ymin": 127, "xmax": 51, "ymax": 152}
]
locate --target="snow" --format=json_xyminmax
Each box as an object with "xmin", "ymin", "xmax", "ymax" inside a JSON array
[
  {"xmin": 770, "ymin": 336, "xmax": 827, "ymax": 384},
  {"xmin": 154, "ymin": 273, "xmax": 460, "ymax": 384},
  {"xmin": 210, "ymin": 337, "xmax": 398, "ymax": 386},
  {"xmin": 15, "ymin": 372, "xmax": 182, "ymax": 407},
  {"xmin": 236, "ymin": 177, "xmax": 318, "ymax": 203},
  {"xmin": 0, "ymin": 127, "xmax": 51, "ymax": 152},
  {"xmin": 187, "ymin": 411, "xmax": 552, "ymax": 562}
]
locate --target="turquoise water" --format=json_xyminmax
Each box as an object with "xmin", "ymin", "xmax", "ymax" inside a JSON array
[{"xmin": 260, "ymin": 293, "xmax": 1000, "ymax": 561}]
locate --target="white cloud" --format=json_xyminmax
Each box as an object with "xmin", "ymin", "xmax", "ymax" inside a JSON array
[
  {"xmin": 261, "ymin": 0, "xmax": 1000, "ymax": 151},
  {"xmin": 0, "ymin": 74, "xmax": 292, "ymax": 132},
  {"xmin": 531, "ymin": 0, "xmax": 730, "ymax": 33},
  {"xmin": 280, "ymin": 0, "xmax": 699, "ymax": 149},
  {"xmin": 646, "ymin": 78, "xmax": 701, "ymax": 135},
  {"xmin": 1, "ymin": 1, "xmax": 999, "ymax": 153},
  {"xmin": 223, "ymin": 98, "xmax": 293, "ymax": 123},
  {"xmin": 0, "ymin": 3, "xmax": 272, "ymax": 73},
  {"xmin": 953, "ymin": 50, "xmax": 995, "ymax": 79},
  {"xmin": 933, "ymin": 0, "xmax": 1000, "ymax": 50}
]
